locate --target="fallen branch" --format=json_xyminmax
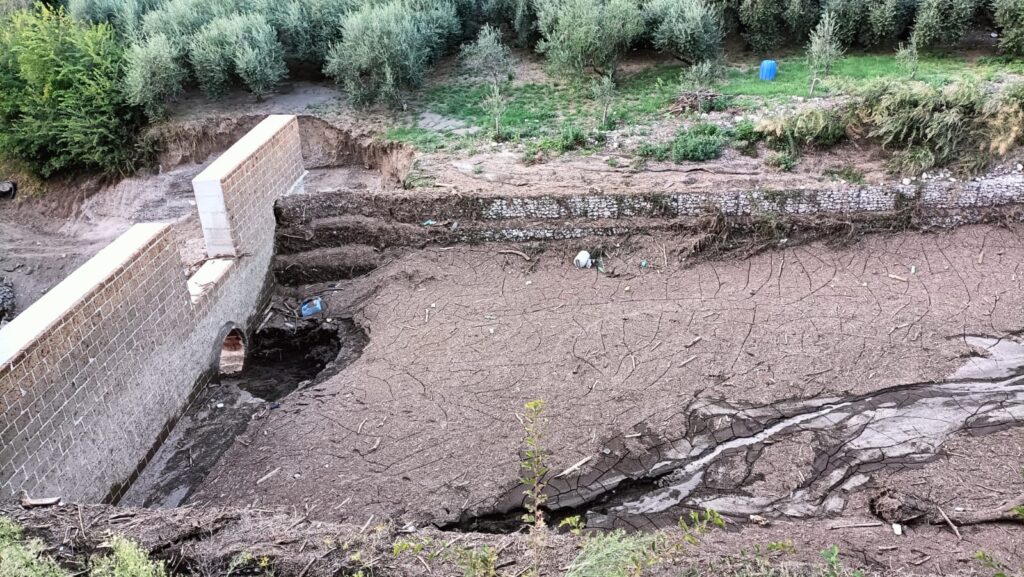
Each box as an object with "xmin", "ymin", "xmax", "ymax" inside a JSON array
[
  {"xmin": 935, "ymin": 495, "xmax": 1024, "ymax": 526},
  {"xmin": 497, "ymin": 249, "xmax": 531, "ymax": 262}
]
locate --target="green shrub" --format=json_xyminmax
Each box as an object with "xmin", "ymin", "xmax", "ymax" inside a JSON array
[
  {"xmin": 738, "ymin": 0, "xmax": 785, "ymax": 52},
  {"xmin": 912, "ymin": 0, "xmax": 979, "ymax": 48},
  {"xmin": 759, "ymin": 107, "xmax": 848, "ymax": 151},
  {"xmin": 783, "ymin": 0, "xmax": 820, "ymax": 42},
  {"xmin": 564, "ymin": 530, "xmax": 658, "ymax": 577},
  {"xmin": 189, "ymin": 13, "xmax": 286, "ymax": 99},
  {"xmin": 140, "ymin": 0, "xmax": 236, "ymax": 53},
  {"xmin": 671, "ymin": 122, "xmax": 729, "ymax": 161},
  {"xmin": 90, "ymin": 535, "xmax": 166, "ymax": 577},
  {"xmin": 485, "ymin": 0, "xmax": 536, "ymax": 46},
  {"xmin": 0, "ymin": 517, "xmax": 66, "ymax": 577},
  {"xmin": 461, "ymin": 24, "xmax": 513, "ymax": 86},
  {"xmin": 824, "ymin": 0, "xmax": 916, "ymax": 48},
  {"xmin": 534, "ymin": 0, "xmax": 644, "ymax": 77},
  {"xmin": 324, "ymin": 0, "xmax": 459, "ymax": 104},
  {"xmin": 248, "ymin": 0, "xmax": 351, "ymax": 64},
  {"xmin": 767, "ymin": 149, "xmax": 799, "ymax": 171},
  {"xmin": 557, "ymin": 122, "xmax": 587, "ymax": 151},
  {"xmin": 857, "ymin": 80, "xmax": 986, "ymax": 173},
  {"xmin": 994, "ymin": 0, "xmax": 1024, "ymax": 56},
  {"xmin": 124, "ymin": 33, "xmax": 185, "ymax": 118},
  {"xmin": 646, "ymin": 0, "xmax": 723, "ymax": 64},
  {"xmin": 0, "ymin": 5, "xmax": 147, "ymax": 176},
  {"xmin": 636, "ymin": 141, "xmax": 670, "ymax": 160}
]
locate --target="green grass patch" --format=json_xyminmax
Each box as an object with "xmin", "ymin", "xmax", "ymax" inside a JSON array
[{"xmin": 720, "ymin": 53, "xmax": 1009, "ymax": 100}]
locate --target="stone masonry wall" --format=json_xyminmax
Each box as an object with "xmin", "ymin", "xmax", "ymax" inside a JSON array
[{"xmin": 0, "ymin": 115, "xmax": 304, "ymax": 503}]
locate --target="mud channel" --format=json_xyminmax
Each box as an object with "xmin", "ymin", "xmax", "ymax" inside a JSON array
[
  {"xmin": 119, "ymin": 225, "xmax": 1024, "ymax": 572},
  {"xmin": 120, "ymin": 317, "xmax": 367, "ymax": 508}
]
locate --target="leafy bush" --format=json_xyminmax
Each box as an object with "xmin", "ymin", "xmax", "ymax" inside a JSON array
[
  {"xmin": 557, "ymin": 122, "xmax": 587, "ymax": 151},
  {"xmin": 534, "ymin": 0, "xmax": 644, "ymax": 77},
  {"xmin": 0, "ymin": 5, "xmax": 147, "ymax": 176},
  {"xmin": 768, "ymin": 149, "xmax": 799, "ymax": 171},
  {"xmin": 188, "ymin": 14, "xmax": 286, "ymax": 99},
  {"xmin": 856, "ymin": 80, "xmax": 986, "ymax": 173},
  {"xmin": 758, "ymin": 107, "xmax": 848, "ymax": 151},
  {"xmin": 485, "ymin": 0, "xmax": 536, "ymax": 46},
  {"xmin": 646, "ymin": 0, "xmax": 723, "ymax": 64},
  {"xmin": 671, "ymin": 122, "xmax": 729, "ymax": 161},
  {"xmin": 912, "ymin": 0, "xmax": 979, "ymax": 48},
  {"xmin": 324, "ymin": 0, "xmax": 459, "ymax": 104},
  {"xmin": 823, "ymin": 0, "xmax": 917, "ymax": 48},
  {"xmin": 636, "ymin": 141, "xmax": 670, "ymax": 160},
  {"xmin": 247, "ymin": 0, "xmax": 350, "ymax": 64},
  {"xmin": 994, "ymin": 0, "xmax": 1024, "ymax": 56},
  {"xmin": 461, "ymin": 24, "xmax": 512, "ymax": 86},
  {"xmin": 124, "ymin": 34, "xmax": 185, "ymax": 118},
  {"xmin": 140, "ymin": 0, "xmax": 236, "ymax": 52},
  {"xmin": 680, "ymin": 59, "xmax": 722, "ymax": 90},
  {"xmin": 738, "ymin": 0, "xmax": 785, "ymax": 52},
  {"xmin": 90, "ymin": 535, "xmax": 167, "ymax": 577},
  {"xmin": 783, "ymin": 0, "xmax": 820, "ymax": 42},
  {"xmin": 0, "ymin": 517, "xmax": 66, "ymax": 577}
]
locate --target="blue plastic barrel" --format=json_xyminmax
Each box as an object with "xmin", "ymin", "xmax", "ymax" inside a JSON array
[{"xmin": 759, "ymin": 60, "xmax": 777, "ymax": 81}]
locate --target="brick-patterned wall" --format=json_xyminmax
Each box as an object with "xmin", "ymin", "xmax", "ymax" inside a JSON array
[{"xmin": 0, "ymin": 115, "xmax": 304, "ymax": 503}]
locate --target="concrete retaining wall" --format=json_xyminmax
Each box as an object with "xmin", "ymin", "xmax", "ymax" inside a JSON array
[{"xmin": 0, "ymin": 115, "xmax": 304, "ymax": 502}]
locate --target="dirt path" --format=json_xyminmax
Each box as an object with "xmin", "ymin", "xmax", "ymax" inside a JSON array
[{"xmin": 175, "ymin": 224, "xmax": 1024, "ymax": 573}]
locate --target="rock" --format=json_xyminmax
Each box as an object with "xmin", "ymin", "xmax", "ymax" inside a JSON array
[
  {"xmin": 0, "ymin": 276, "xmax": 14, "ymax": 322},
  {"xmin": 902, "ymin": 178, "xmax": 912, "ymax": 186}
]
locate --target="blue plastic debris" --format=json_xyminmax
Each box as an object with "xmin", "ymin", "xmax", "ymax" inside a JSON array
[
  {"xmin": 759, "ymin": 60, "xmax": 777, "ymax": 81},
  {"xmin": 300, "ymin": 297, "xmax": 323, "ymax": 317}
]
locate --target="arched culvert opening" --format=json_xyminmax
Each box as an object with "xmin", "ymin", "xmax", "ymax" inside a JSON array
[{"xmin": 218, "ymin": 328, "xmax": 246, "ymax": 376}]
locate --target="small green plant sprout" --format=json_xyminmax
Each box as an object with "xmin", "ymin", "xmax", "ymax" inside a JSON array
[
  {"xmin": 591, "ymin": 74, "xmax": 616, "ymax": 130},
  {"xmin": 680, "ymin": 59, "xmax": 722, "ymax": 92},
  {"xmin": 393, "ymin": 538, "xmax": 427, "ymax": 557},
  {"xmin": 90, "ymin": 535, "xmax": 168, "ymax": 577},
  {"xmin": 559, "ymin": 515, "xmax": 587, "ymax": 535},
  {"xmin": 677, "ymin": 508, "xmax": 726, "ymax": 546},
  {"xmin": 227, "ymin": 552, "xmax": 255, "ymax": 576},
  {"xmin": 457, "ymin": 545, "xmax": 498, "ymax": 577},
  {"xmin": 564, "ymin": 530, "xmax": 657, "ymax": 577},
  {"xmin": 807, "ymin": 11, "xmax": 844, "ymax": 96},
  {"xmin": 768, "ymin": 150, "xmax": 799, "ymax": 172},
  {"xmin": 482, "ymin": 84, "xmax": 508, "ymax": 138},
  {"xmin": 896, "ymin": 40, "xmax": 920, "ymax": 79},
  {"xmin": 1014, "ymin": 505, "xmax": 1024, "ymax": 521},
  {"xmin": 820, "ymin": 545, "xmax": 864, "ymax": 577},
  {"xmin": 520, "ymin": 399, "xmax": 549, "ymax": 529},
  {"xmin": 0, "ymin": 517, "xmax": 67, "ymax": 577},
  {"xmin": 974, "ymin": 550, "xmax": 1009, "ymax": 577},
  {"xmin": 766, "ymin": 540, "xmax": 796, "ymax": 554}
]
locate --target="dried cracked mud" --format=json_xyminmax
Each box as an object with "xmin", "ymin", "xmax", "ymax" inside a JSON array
[{"xmin": 166, "ymin": 224, "xmax": 1024, "ymax": 572}]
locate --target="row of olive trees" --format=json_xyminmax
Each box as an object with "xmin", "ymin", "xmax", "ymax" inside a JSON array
[{"xmin": 69, "ymin": 0, "xmax": 1024, "ymax": 116}]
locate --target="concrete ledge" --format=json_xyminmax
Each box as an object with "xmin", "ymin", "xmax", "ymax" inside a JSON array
[
  {"xmin": 188, "ymin": 259, "xmax": 236, "ymax": 304},
  {"xmin": 0, "ymin": 223, "xmax": 170, "ymax": 368}
]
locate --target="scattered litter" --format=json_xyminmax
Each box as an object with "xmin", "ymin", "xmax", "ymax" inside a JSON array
[
  {"xmin": 624, "ymin": 286, "xmax": 631, "ymax": 292},
  {"xmin": 216, "ymin": 403, "xmax": 224, "ymax": 409},
  {"xmin": 421, "ymin": 220, "xmax": 437, "ymax": 226},
  {"xmin": 300, "ymin": 297, "xmax": 323, "ymax": 317},
  {"xmin": 679, "ymin": 355, "xmax": 698, "ymax": 367},
  {"xmin": 256, "ymin": 467, "xmax": 281, "ymax": 485},
  {"xmin": 685, "ymin": 336, "xmax": 703, "ymax": 348},
  {"xmin": 892, "ymin": 523, "xmax": 903, "ymax": 536},
  {"xmin": 749, "ymin": 514, "xmax": 770, "ymax": 527},
  {"xmin": 910, "ymin": 265, "xmax": 917, "ymax": 275},
  {"xmin": 829, "ymin": 521, "xmax": 883, "ymax": 530},
  {"xmin": 525, "ymin": 280, "xmax": 532, "ymax": 286},
  {"xmin": 555, "ymin": 456, "xmax": 593, "ymax": 478},
  {"xmin": 398, "ymin": 522, "xmax": 417, "ymax": 534},
  {"xmin": 624, "ymin": 432, "xmax": 642, "ymax": 438},
  {"xmin": 574, "ymin": 251, "xmax": 592, "ymax": 269},
  {"xmin": 887, "ymin": 274, "xmax": 908, "ymax": 282},
  {"xmin": 640, "ymin": 260, "xmax": 649, "ymax": 269},
  {"xmin": 270, "ymin": 402, "xmax": 281, "ymax": 410}
]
